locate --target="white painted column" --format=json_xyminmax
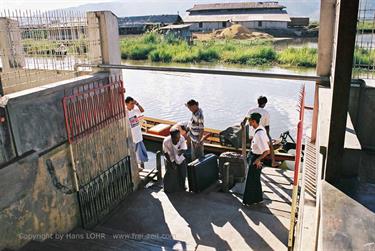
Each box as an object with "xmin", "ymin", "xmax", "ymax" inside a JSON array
[{"xmin": 0, "ymin": 18, "xmax": 25, "ymax": 72}]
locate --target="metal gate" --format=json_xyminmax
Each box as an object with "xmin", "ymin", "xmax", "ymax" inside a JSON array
[
  {"xmin": 62, "ymin": 77, "xmax": 133, "ymax": 228},
  {"xmin": 78, "ymin": 156, "xmax": 132, "ymax": 228}
]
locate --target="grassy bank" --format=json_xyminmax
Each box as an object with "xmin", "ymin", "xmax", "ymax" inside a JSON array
[{"xmin": 120, "ymin": 33, "xmax": 318, "ymax": 67}]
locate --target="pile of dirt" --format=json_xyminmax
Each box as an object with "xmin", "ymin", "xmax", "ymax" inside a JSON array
[{"xmin": 213, "ymin": 24, "xmax": 273, "ymax": 40}]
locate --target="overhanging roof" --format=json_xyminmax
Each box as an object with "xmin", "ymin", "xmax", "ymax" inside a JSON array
[
  {"xmin": 159, "ymin": 24, "xmax": 192, "ymax": 30},
  {"xmin": 187, "ymin": 2, "xmax": 285, "ymax": 12}
]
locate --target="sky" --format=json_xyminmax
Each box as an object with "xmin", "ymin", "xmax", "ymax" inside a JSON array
[
  {"xmin": 0, "ymin": 0, "xmax": 321, "ymax": 20},
  {"xmin": 0, "ymin": 0, "xmax": 114, "ymax": 10}
]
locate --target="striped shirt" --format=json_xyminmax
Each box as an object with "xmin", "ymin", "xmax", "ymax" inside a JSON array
[{"xmin": 188, "ymin": 108, "xmax": 204, "ymax": 143}]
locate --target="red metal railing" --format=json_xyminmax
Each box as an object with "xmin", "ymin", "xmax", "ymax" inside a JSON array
[
  {"xmin": 288, "ymin": 85, "xmax": 305, "ymax": 248},
  {"xmin": 62, "ymin": 79, "xmax": 126, "ymax": 144},
  {"xmin": 293, "ymin": 85, "xmax": 305, "ymax": 185}
]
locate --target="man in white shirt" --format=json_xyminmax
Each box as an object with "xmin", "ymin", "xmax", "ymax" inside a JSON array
[
  {"xmin": 163, "ymin": 128, "xmax": 188, "ymax": 193},
  {"xmin": 243, "ymin": 112, "xmax": 270, "ymax": 205},
  {"xmin": 242, "ymin": 96, "xmax": 278, "ymax": 167},
  {"xmin": 125, "ymin": 96, "xmax": 148, "ymax": 169}
]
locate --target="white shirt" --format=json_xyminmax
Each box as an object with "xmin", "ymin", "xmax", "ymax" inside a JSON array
[
  {"xmin": 127, "ymin": 106, "xmax": 143, "ymax": 144},
  {"xmin": 246, "ymin": 107, "xmax": 270, "ymax": 138},
  {"xmin": 251, "ymin": 126, "xmax": 270, "ymax": 155},
  {"xmin": 163, "ymin": 136, "xmax": 188, "ymax": 165}
]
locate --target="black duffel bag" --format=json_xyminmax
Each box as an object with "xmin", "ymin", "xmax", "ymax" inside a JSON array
[{"xmin": 219, "ymin": 124, "xmax": 250, "ymax": 148}]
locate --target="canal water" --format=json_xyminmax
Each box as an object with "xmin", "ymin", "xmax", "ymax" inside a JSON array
[
  {"xmin": 122, "ymin": 63, "xmax": 316, "ymax": 169},
  {"xmin": 122, "ymin": 63, "xmax": 316, "ymax": 139}
]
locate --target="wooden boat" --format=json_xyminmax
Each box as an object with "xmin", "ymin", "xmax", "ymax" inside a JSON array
[{"xmin": 141, "ymin": 116, "xmax": 296, "ymax": 161}]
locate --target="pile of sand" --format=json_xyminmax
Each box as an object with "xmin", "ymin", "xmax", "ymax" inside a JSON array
[{"xmin": 213, "ymin": 24, "xmax": 273, "ymax": 40}]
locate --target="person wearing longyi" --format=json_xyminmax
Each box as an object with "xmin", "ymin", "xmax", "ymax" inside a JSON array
[
  {"xmin": 243, "ymin": 112, "xmax": 270, "ymax": 205},
  {"xmin": 242, "ymin": 96, "xmax": 279, "ymax": 167}
]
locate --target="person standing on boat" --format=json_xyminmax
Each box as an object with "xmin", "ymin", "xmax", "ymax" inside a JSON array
[
  {"xmin": 163, "ymin": 128, "xmax": 188, "ymax": 193},
  {"xmin": 186, "ymin": 99, "xmax": 205, "ymax": 160},
  {"xmin": 242, "ymin": 96, "xmax": 278, "ymax": 167},
  {"xmin": 243, "ymin": 113, "xmax": 270, "ymax": 205},
  {"xmin": 125, "ymin": 96, "xmax": 148, "ymax": 169}
]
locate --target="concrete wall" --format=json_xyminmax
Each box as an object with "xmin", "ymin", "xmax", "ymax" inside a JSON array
[
  {"xmin": 349, "ymin": 82, "xmax": 375, "ymax": 150},
  {"xmin": 0, "ymin": 145, "xmax": 80, "ymax": 250},
  {"xmin": 345, "ymin": 81, "xmax": 375, "ymax": 184},
  {"xmin": 187, "ymin": 21, "xmax": 288, "ymax": 31},
  {"xmin": 5, "ymin": 74, "xmax": 108, "ymax": 156},
  {"xmin": 0, "ymin": 73, "xmax": 141, "ymax": 250},
  {"xmin": 241, "ymin": 21, "xmax": 288, "ymax": 29}
]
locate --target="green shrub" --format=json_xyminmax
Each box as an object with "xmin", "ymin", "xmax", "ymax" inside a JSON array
[
  {"xmin": 149, "ymin": 48, "xmax": 173, "ymax": 62},
  {"xmin": 128, "ymin": 44, "xmax": 155, "ymax": 60}
]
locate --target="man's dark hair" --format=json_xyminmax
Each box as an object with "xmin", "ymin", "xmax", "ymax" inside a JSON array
[
  {"xmin": 257, "ymin": 96, "xmax": 268, "ymax": 106},
  {"xmin": 250, "ymin": 112, "xmax": 261, "ymax": 124},
  {"xmin": 170, "ymin": 128, "xmax": 180, "ymax": 137},
  {"xmin": 125, "ymin": 96, "xmax": 134, "ymax": 104},
  {"xmin": 186, "ymin": 99, "xmax": 199, "ymax": 106}
]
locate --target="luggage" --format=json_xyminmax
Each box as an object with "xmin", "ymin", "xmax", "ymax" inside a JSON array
[
  {"xmin": 148, "ymin": 124, "xmax": 171, "ymax": 136},
  {"xmin": 219, "ymin": 152, "xmax": 246, "ymax": 186},
  {"xmin": 219, "ymin": 125, "xmax": 250, "ymax": 148},
  {"xmin": 187, "ymin": 154, "xmax": 219, "ymax": 193}
]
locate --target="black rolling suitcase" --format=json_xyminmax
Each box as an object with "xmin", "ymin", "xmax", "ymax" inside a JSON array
[
  {"xmin": 187, "ymin": 154, "xmax": 219, "ymax": 193},
  {"xmin": 219, "ymin": 152, "xmax": 246, "ymax": 182}
]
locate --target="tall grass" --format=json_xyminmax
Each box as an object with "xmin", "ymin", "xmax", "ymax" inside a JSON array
[
  {"xmin": 222, "ymin": 47, "xmax": 276, "ymax": 65},
  {"xmin": 277, "ymin": 47, "xmax": 317, "ymax": 67},
  {"xmin": 120, "ymin": 33, "xmax": 318, "ymax": 67}
]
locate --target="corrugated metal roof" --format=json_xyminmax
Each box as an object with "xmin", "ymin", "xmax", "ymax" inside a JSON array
[
  {"xmin": 159, "ymin": 24, "xmax": 192, "ymax": 30},
  {"xmin": 183, "ymin": 13, "xmax": 291, "ymax": 23},
  {"xmin": 187, "ymin": 2, "xmax": 285, "ymax": 12},
  {"xmin": 118, "ymin": 15, "xmax": 181, "ymax": 27}
]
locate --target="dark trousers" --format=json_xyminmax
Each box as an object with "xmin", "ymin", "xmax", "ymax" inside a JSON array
[
  {"xmin": 243, "ymin": 153, "xmax": 263, "ymax": 204},
  {"xmin": 191, "ymin": 141, "xmax": 204, "ymax": 161},
  {"xmin": 163, "ymin": 158, "xmax": 187, "ymax": 193}
]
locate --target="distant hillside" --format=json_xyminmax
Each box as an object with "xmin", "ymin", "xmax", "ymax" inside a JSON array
[{"xmin": 59, "ymin": 0, "xmax": 321, "ymax": 20}]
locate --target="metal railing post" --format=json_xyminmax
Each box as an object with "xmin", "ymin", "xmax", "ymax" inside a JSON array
[{"xmin": 156, "ymin": 151, "xmax": 162, "ymax": 181}]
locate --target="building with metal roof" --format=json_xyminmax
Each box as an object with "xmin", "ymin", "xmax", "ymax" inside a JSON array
[
  {"xmin": 118, "ymin": 15, "xmax": 182, "ymax": 35},
  {"xmin": 184, "ymin": 1, "xmax": 291, "ymax": 32}
]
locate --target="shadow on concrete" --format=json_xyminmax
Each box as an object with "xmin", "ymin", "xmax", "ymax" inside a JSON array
[
  {"xmin": 240, "ymin": 203, "xmax": 289, "ymax": 248},
  {"xmin": 99, "ymin": 187, "xmax": 189, "ymax": 250},
  {"xmin": 166, "ymin": 192, "xmax": 232, "ymax": 250},
  {"xmin": 262, "ymin": 174, "xmax": 292, "ymax": 203},
  {"xmin": 166, "ymin": 188, "xmax": 289, "ymax": 250}
]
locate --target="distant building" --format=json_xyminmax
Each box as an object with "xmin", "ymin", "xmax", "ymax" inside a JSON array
[
  {"xmin": 183, "ymin": 1, "xmax": 291, "ymax": 32},
  {"xmin": 289, "ymin": 17, "xmax": 310, "ymax": 27},
  {"xmin": 118, "ymin": 15, "xmax": 183, "ymax": 35},
  {"xmin": 158, "ymin": 24, "xmax": 192, "ymax": 42}
]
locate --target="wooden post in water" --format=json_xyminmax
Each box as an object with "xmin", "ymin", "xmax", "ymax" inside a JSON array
[{"xmin": 156, "ymin": 151, "xmax": 162, "ymax": 181}]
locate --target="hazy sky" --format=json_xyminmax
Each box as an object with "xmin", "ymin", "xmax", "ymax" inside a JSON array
[
  {"xmin": 0, "ymin": 0, "xmax": 321, "ymax": 19},
  {"xmin": 0, "ymin": 0, "xmax": 114, "ymax": 10}
]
